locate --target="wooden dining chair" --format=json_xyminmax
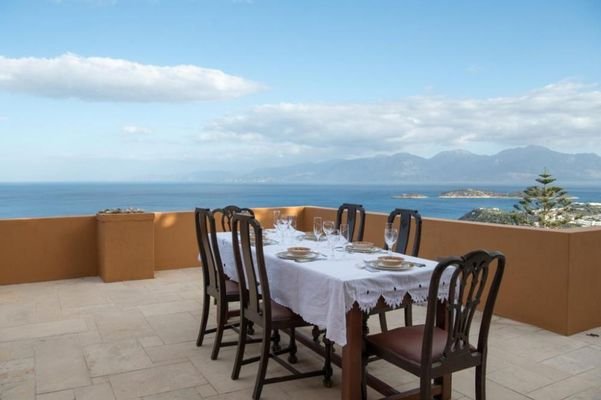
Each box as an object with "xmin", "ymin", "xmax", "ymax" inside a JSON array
[
  {"xmin": 336, "ymin": 203, "xmax": 366, "ymax": 242},
  {"xmin": 362, "ymin": 250, "xmax": 506, "ymax": 400},
  {"xmin": 215, "ymin": 205, "xmax": 255, "ymax": 232},
  {"xmin": 375, "ymin": 208, "xmax": 423, "ymax": 331},
  {"xmin": 194, "ymin": 208, "xmax": 244, "ymax": 360},
  {"xmin": 230, "ymin": 213, "xmax": 333, "ymax": 400}
]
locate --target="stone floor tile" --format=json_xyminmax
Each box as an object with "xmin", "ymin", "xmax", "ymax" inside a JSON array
[
  {"xmin": 37, "ymin": 389, "xmax": 75, "ymax": 400},
  {"xmin": 83, "ymin": 339, "xmax": 153, "ymax": 377},
  {"xmin": 564, "ymin": 385, "xmax": 601, "ymax": 400},
  {"xmin": 541, "ymin": 346, "xmax": 601, "ymax": 375},
  {"xmin": 35, "ymin": 338, "xmax": 91, "ymax": 394},
  {"xmin": 487, "ymin": 364, "xmax": 555, "ymax": 393},
  {"xmin": 109, "ymin": 362, "xmax": 206, "ymax": 400},
  {"xmin": 198, "ymin": 384, "xmax": 290, "ymax": 400},
  {"xmin": 0, "ymin": 340, "xmax": 34, "ymax": 363},
  {"xmin": 73, "ymin": 382, "xmax": 116, "ymax": 400},
  {"xmin": 143, "ymin": 341, "xmax": 199, "ymax": 364},
  {"xmin": 195, "ymin": 383, "xmax": 218, "ymax": 397},
  {"xmin": 137, "ymin": 336, "xmax": 163, "ymax": 348},
  {"xmin": 494, "ymin": 330, "xmax": 588, "ymax": 363},
  {"xmin": 0, "ymin": 319, "xmax": 88, "ymax": 342},
  {"xmin": 93, "ymin": 310, "xmax": 154, "ymax": 342},
  {"xmin": 144, "ymin": 312, "xmax": 199, "ymax": 345},
  {"xmin": 0, "ymin": 357, "xmax": 34, "ymax": 385},
  {"xmin": 91, "ymin": 376, "xmax": 109, "ymax": 385},
  {"xmin": 0, "ymin": 378, "xmax": 35, "ymax": 400},
  {"xmin": 58, "ymin": 288, "xmax": 111, "ymax": 310},
  {"xmin": 137, "ymin": 300, "xmax": 201, "ymax": 317},
  {"xmin": 142, "ymin": 387, "xmax": 202, "ymax": 400},
  {"xmin": 528, "ymin": 373, "xmax": 601, "ymax": 400}
]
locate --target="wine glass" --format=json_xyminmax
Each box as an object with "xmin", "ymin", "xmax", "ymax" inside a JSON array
[
  {"xmin": 339, "ymin": 223, "xmax": 349, "ymax": 255},
  {"xmin": 323, "ymin": 220, "xmax": 335, "ymax": 237},
  {"xmin": 272, "ymin": 209, "xmax": 281, "ymax": 230},
  {"xmin": 384, "ymin": 223, "xmax": 398, "ymax": 256},
  {"xmin": 313, "ymin": 217, "xmax": 323, "ymax": 243},
  {"xmin": 277, "ymin": 216, "xmax": 290, "ymax": 245}
]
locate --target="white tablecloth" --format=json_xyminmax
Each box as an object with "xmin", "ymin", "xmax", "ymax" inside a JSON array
[{"xmin": 216, "ymin": 230, "xmax": 447, "ymax": 346}]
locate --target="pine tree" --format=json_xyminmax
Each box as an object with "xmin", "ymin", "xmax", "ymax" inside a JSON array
[{"xmin": 512, "ymin": 169, "xmax": 574, "ymax": 228}]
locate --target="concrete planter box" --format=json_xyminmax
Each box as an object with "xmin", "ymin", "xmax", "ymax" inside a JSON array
[{"xmin": 96, "ymin": 213, "xmax": 155, "ymax": 282}]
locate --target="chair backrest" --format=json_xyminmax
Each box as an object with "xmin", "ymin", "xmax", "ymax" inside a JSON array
[
  {"xmin": 422, "ymin": 250, "xmax": 505, "ymax": 370},
  {"xmin": 214, "ymin": 205, "xmax": 255, "ymax": 232},
  {"xmin": 335, "ymin": 203, "xmax": 366, "ymax": 242},
  {"xmin": 231, "ymin": 213, "xmax": 271, "ymax": 323},
  {"xmin": 386, "ymin": 208, "xmax": 422, "ymax": 256},
  {"xmin": 194, "ymin": 208, "xmax": 227, "ymax": 296}
]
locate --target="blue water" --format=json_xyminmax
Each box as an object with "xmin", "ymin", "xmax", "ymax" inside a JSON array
[{"xmin": 0, "ymin": 183, "xmax": 599, "ymax": 220}]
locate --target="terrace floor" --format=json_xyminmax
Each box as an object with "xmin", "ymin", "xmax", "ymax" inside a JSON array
[{"xmin": 1, "ymin": 267, "xmax": 600, "ymax": 400}]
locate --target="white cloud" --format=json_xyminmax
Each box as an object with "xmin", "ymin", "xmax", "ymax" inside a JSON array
[
  {"xmin": 122, "ymin": 125, "xmax": 152, "ymax": 135},
  {"xmin": 0, "ymin": 53, "xmax": 263, "ymax": 102},
  {"xmin": 196, "ymin": 81, "xmax": 601, "ymax": 163}
]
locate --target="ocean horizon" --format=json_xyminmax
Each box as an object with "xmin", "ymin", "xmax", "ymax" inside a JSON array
[{"xmin": 1, "ymin": 182, "xmax": 600, "ymax": 220}]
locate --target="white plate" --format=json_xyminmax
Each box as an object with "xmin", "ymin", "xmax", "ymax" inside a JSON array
[
  {"xmin": 364, "ymin": 260, "xmax": 414, "ymax": 271},
  {"xmin": 276, "ymin": 251, "xmax": 321, "ymax": 261}
]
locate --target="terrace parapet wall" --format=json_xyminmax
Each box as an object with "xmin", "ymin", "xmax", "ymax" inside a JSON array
[{"xmin": 0, "ymin": 206, "xmax": 599, "ymax": 335}]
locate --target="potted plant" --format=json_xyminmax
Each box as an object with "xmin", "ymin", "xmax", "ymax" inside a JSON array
[{"xmin": 96, "ymin": 208, "xmax": 155, "ymax": 282}]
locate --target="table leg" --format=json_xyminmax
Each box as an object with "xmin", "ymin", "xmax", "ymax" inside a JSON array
[{"xmin": 341, "ymin": 303, "xmax": 362, "ymax": 400}]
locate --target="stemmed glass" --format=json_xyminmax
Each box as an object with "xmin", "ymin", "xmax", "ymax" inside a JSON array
[
  {"xmin": 339, "ymin": 223, "xmax": 349, "ymax": 256},
  {"xmin": 277, "ymin": 216, "xmax": 290, "ymax": 245},
  {"xmin": 323, "ymin": 220, "xmax": 335, "ymax": 237},
  {"xmin": 287, "ymin": 215, "xmax": 297, "ymax": 243},
  {"xmin": 273, "ymin": 209, "xmax": 281, "ymax": 230},
  {"xmin": 313, "ymin": 217, "xmax": 323, "ymax": 243},
  {"xmin": 384, "ymin": 223, "xmax": 398, "ymax": 256}
]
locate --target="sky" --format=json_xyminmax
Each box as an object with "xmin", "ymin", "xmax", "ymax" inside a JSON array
[{"xmin": 0, "ymin": 0, "xmax": 600, "ymax": 181}]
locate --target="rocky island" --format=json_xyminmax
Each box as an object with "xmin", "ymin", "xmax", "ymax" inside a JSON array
[
  {"xmin": 440, "ymin": 188, "xmax": 522, "ymax": 199},
  {"xmin": 392, "ymin": 193, "xmax": 428, "ymax": 199}
]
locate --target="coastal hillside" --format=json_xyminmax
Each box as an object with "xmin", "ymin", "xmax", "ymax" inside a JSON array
[{"xmin": 237, "ymin": 145, "xmax": 601, "ymax": 184}]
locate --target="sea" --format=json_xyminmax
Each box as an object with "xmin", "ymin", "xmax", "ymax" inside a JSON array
[{"xmin": 0, "ymin": 183, "xmax": 599, "ymax": 220}]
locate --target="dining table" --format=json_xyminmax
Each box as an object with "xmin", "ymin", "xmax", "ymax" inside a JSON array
[{"xmin": 216, "ymin": 229, "xmax": 452, "ymax": 400}]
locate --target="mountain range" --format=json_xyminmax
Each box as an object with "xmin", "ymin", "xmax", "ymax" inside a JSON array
[{"xmin": 232, "ymin": 146, "xmax": 601, "ymax": 184}]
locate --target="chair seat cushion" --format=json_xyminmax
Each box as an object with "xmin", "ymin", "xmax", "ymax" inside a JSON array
[
  {"xmin": 224, "ymin": 279, "xmax": 239, "ymax": 296},
  {"xmin": 366, "ymin": 325, "xmax": 448, "ymax": 364},
  {"xmin": 269, "ymin": 301, "xmax": 304, "ymax": 323}
]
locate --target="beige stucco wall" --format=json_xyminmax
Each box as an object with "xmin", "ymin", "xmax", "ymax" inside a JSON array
[
  {"xmin": 301, "ymin": 206, "xmax": 600, "ymax": 335},
  {"xmin": 0, "ymin": 216, "xmax": 98, "ymax": 284},
  {"xmin": 568, "ymin": 227, "xmax": 601, "ymax": 333},
  {"xmin": 0, "ymin": 206, "xmax": 599, "ymax": 335}
]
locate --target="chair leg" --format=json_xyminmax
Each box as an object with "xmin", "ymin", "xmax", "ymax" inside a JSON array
[
  {"xmin": 476, "ymin": 364, "xmax": 486, "ymax": 400},
  {"xmin": 210, "ymin": 299, "xmax": 227, "ymax": 360},
  {"xmin": 420, "ymin": 375, "xmax": 432, "ymax": 400},
  {"xmin": 287, "ymin": 328, "xmax": 298, "ymax": 364},
  {"xmin": 271, "ymin": 329, "xmax": 281, "ymax": 352},
  {"xmin": 378, "ymin": 311, "xmax": 388, "ymax": 332},
  {"xmin": 196, "ymin": 294, "xmax": 211, "ymax": 347},
  {"xmin": 252, "ymin": 324, "xmax": 272, "ymax": 400},
  {"xmin": 312, "ymin": 325, "xmax": 321, "ymax": 343},
  {"xmin": 404, "ymin": 304, "xmax": 413, "ymax": 327},
  {"xmin": 248, "ymin": 321, "xmax": 255, "ymax": 335},
  {"xmin": 231, "ymin": 318, "xmax": 248, "ymax": 380},
  {"xmin": 323, "ymin": 338, "xmax": 333, "ymax": 388}
]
